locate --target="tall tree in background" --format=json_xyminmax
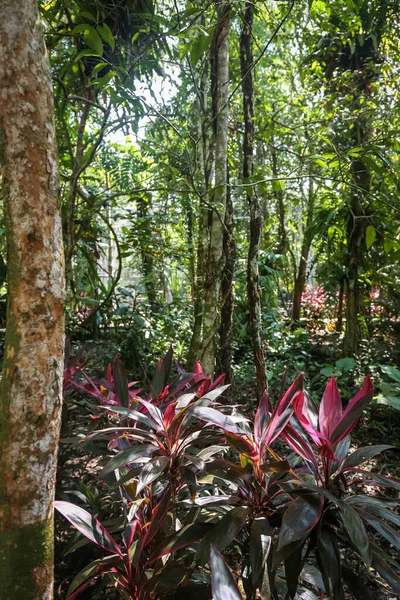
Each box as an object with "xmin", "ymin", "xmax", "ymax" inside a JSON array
[
  {"xmin": 200, "ymin": 0, "xmax": 231, "ymax": 376},
  {"xmin": 0, "ymin": 0, "xmax": 65, "ymax": 596},
  {"xmin": 241, "ymin": 1, "xmax": 266, "ymax": 397}
]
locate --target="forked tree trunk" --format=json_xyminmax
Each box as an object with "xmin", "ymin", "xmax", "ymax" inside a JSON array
[
  {"xmin": 200, "ymin": 0, "xmax": 231, "ymax": 376},
  {"xmin": 241, "ymin": 1, "xmax": 266, "ymax": 398},
  {"xmin": 0, "ymin": 2, "xmax": 65, "ymax": 597}
]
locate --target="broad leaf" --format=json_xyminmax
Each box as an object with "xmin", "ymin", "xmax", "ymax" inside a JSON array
[
  {"xmin": 342, "ymin": 445, "xmax": 393, "ymax": 469},
  {"xmin": 210, "ymin": 545, "xmax": 244, "ymax": 600},
  {"xmin": 136, "ymin": 456, "xmax": 169, "ymax": 494},
  {"xmin": 316, "ymin": 526, "xmax": 343, "ymax": 599},
  {"xmin": 319, "ymin": 377, "xmax": 342, "ymax": 439},
  {"xmin": 66, "ymin": 555, "xmax": 119, "ymax": 597},
  {"xmin": 330, "ymin": 376, "xmax": 374, "ymax": 444},
  {"xmin": 338, "ymin": 501, "xmax": 371, "ymax": 566},
  {"xmin": 278, "ymin": 494, "xmax": 324, "ymax": 553},
  {"xmin": 196, "ymin": 507, "xmax": 251, "ymax": 564},
  {"xmin": 101, "ymin": 444, "xmax": 157, "ymax": 475},
  {"xmin": 113, "ymin": 356, "xmax": 129, "ymax": 407},
  {"xmin": 187, "ymin": 405, "xmax": 243, "ymax": 434},
  {"xmin": 55, "ymin": 501, "xmax": 121, "ymax": 555},
  {"xmin": 249, "ymin": 515, "xmax": 271, "ymax": 587}
]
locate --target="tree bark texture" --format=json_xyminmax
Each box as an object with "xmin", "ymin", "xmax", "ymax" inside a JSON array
[
  {"xmin": 218, "ymin": 167, "xmax": 235, "ymax": 385},
  {"xmin": 0, "ymin": 2, "xmax": 65, "ymax": 598},
  {"xmin": 241, "ymin": 2, "xmax": 266, "ymax": 398},
  {"xmin": 187, "ymin": 63, "xmax": 212, "ymax": 370},
  {"xmin": 343, "ymin": 158, "xmax": 369, "ymax": 356},
  {"xmin": 200, "ymin": 0, "xmax": 231, "ymax": 376}
]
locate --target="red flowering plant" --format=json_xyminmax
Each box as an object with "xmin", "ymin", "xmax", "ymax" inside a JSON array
[{"xmin": 277, "ymin": 376, "xmax": 400, "ymax": 598}]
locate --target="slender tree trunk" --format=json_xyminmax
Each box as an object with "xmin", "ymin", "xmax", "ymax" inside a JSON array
[
  {"xmin": 241, "ymin": 1, "xmax": 266, "ymax": 398},
  {"xmin": 343, "ymin": 158, "xmax": 369, "ymax": 356},
  {"xmin": 137, "ymin": 194, "xmax": 158, "ymax": 313},
  {"xmin": 292, "ymin": 177, "xmax": 315, "ymax": 323},
  {"xmin": 0, "ymin": 2, "xmax": 65, "ymax": 597},
  {"xmin": 337, "ymin": 276, "xmax": 345, "ymax": 333},
  {"xmin": 200, "ymin": 0, "xmax": 231, "ymax": 376},
  {"xmin": 187, "ymin": 63, "xmax": 212, "ymax": 370},
  {"xmin": 218, "ymin": 167, "xmax": 235, "ymax": 384},
  {"xmin": 271, "ymin": 144, "xmax": 287, "ymax": 254}
]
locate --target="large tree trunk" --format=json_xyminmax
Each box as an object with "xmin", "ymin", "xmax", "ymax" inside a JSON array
[
  {"xmin": 241, "ymin": 1, "xmax": 266, "ymax": 398},
  {"xmin": 0, "ymin": 1, "xmax": 65, "ymax": 597},
  {"xmin": 200, "ymin": 0, "xmax": 231, "ymax": 376}
]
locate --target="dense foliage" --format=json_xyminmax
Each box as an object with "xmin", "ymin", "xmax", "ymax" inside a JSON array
[{"xmin": 56, "ymin": 349, "xmax": 400, "ymax": 599}]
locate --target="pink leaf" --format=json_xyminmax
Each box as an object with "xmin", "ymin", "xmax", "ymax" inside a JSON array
[{"xmin": 319, "ymin": 378, "xmax": 342, "ymax": 439}]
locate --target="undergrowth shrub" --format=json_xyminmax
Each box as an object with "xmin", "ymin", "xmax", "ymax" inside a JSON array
[{"xmin": 57, "ymin": 347, "xmax": 400, "ymax": 600}]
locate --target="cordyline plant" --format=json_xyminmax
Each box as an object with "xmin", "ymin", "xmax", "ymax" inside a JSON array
[
  {"xmin": 277, "ymin": 376, "xmax": 400, "ymax": 599},
  {"xmin": 57, "ymin": 349, "xmax": 400, "ymax": 600}
]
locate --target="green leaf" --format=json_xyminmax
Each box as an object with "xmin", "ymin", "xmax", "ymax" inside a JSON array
[
  {"xmin": 365, "ymin": 225, "xmax": 376, "ymax": 249},
  {"xmin": 335, "ymin": 357, "xmax": 356, "ymax": 371},
  {"xmin": 78, "ymin": 11, "xmax": 97, "ymax": 23},
  {"xmin": 313, "ymin": 158, "xmax": 328, "ymax": 168},
  {"xmin": 190, "ymin": 35, "xmax": 211, "ymax": 68},
  {"xmin": 384, "ymin": 237, "xmax": 394, "ymax": 253},
  {"xmin": 380, "ymin": 365, "xmax": 400, "ymax": 383},
  {"xmin": 91, "ymin": 62, "xmax": 109, "ymax": 76},
  {"xmin": 73, "ymin": 24, "xmax": 103, "ymax": 56},
  {"xmin": 97, "ymin": 23, "xmax": 115, "ymax": 51},
  {"xmin": 376, "ymin": 395, "xmax": 400, "ymax": 410}
]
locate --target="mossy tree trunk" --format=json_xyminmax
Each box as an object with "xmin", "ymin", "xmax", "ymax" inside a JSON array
[{"xmin": 0, "ymin": 1, "xmax": 65, "ymax": 598}]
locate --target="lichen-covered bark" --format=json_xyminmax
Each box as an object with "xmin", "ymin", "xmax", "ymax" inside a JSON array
[
  {"xmin": 200, "ymin": 0, "xmax": 231, "ymax": 376},
  {"xmin": 241, "ymin": 2, "xmax": 266, "ymax": 398},
  {"xmin": 0, "ymin": 1, "xmax": 65, "ymax": 597}
]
